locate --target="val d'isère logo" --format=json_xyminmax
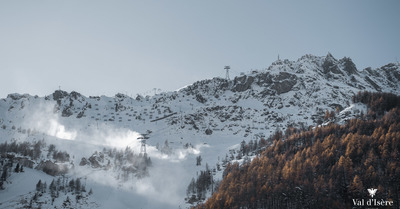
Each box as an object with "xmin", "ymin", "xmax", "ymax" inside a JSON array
[{"xmin": 353, "ymin": 188, "xmax": 394, "ymax": 207}]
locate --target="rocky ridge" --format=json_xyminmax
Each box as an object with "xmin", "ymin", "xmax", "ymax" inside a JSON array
[{"xmin": 1, "ymin": 54, "xmax": 399, "ymax": 140}]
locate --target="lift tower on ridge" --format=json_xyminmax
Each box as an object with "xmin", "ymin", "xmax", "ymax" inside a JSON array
[
  {"xmin": 138, "ymin": 134, "xmax": 149, "ymax": 157},
  {"xmin": 225, "ymin": 66, "xmax": 230, "ymax": 80}
]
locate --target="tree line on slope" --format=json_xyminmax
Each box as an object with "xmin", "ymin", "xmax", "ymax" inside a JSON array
[
  {"xmin": 0, "ymin": 140, "xmax": 70, "ymax": 163},
  {"xmin": 186, "ymin": 133, "xmax": 273, "ymax": 205},
  {"xmin": 0, "ymin": 141, "xmax": 70, "ymax": 189},
  {"xmin": 27, "ymin": 177, "xmax": 93, "ymax": 208},
  {"xmin": 197, "ymin": 92, "xmax": 400, "ymax": 209}
]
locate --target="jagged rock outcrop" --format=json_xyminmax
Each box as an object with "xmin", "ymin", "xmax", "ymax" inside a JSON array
[
  {"xmin": 341, "ymin": 57, "xmax": 358, "ymax": 75},
  {"xmin": 232, "ymin": 75, "xmax": 254, "ymax": 92},
  {"xmin": 52, "ymin": 90, "xmax": 69, "ymax": 101},
  {"xmin": 7, "ymin": 93, "xmax": 30, "ymax": 100},
  {"xmin": 271, "ymin": 72, "xmax": 297, "ymax": 94},
  {"xmin": 323, "ymin": 53, "xmax": 342, "ymax": 75}
]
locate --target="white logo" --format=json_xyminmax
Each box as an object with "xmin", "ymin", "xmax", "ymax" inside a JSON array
[
  {"xmin": 367, "ymin": 188, "xmax": 377, "ymax": 198},
  {"xmin": 353, "ymin": 188, "xmax": 393, "ymax": 207}
]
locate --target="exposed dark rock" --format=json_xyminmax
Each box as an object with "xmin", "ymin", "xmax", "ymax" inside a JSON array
[
  {"xmin": 205, "ymin": 128, "xmax": 213, "ymax": 135},
  {"xmin": 35, "ymin": 160, "xmax": 68, "ymax": 176},
  {"xmin": 322, "ymin": 53, "xmax": 342, "ymax": 75},
  {"xmin": 89, "ymin": 96, "xmax": 100, "ymax": 100},
  {"xmin": 381, "ymin": 63, "xmax": 400, "ymax": 83},
  {"xmin": 115, "ymin": 93, "xmax": 126, "ymax": 99},
  {"xmin": 258, "ymin": 89, "xmax": 274, "ymax": 98},
  {"xmin": 232, "ymin": 75, "xmax": 254, "ymax": 92},
  {"xmin": 70, "ymin": 91, "xmax": 82, "ymax": 100},
  {"xmin": 205, "ymin": 106, "xmax": 225, "ymax": 111},
  {"xmin": 230, "ymin": 95, "xmax": 241, "ymax": 103},
  {"xmin": 255, "ymin": 73, "xmax": 273, "ymax": 86},
  {"xmin": 275, "ymin": 72, "xmax": 293, "ymax": 80},
  {"xmin": 364, "ymin": 67, "xmax": 378, "ymax": 77},
  {"xmin": 135, "ymin": 95, "xmax": 143, "ymax": 101},
  {"xmin": 219, "ymin": 80, "xmax": 229, "ymax": 89},
  {"xmin": 52, "ymin": 90, "xmax": 69, "ymax": 101},
  {"xmin": 271, "ymin": 73, "xmax": 297, "ymax": 94},
  {"xmin": 195, "ymin": 94, "xmax": 207, "ymax": 103},
  {"xmin": 364, "ymin": 76, "xmax": 381, "ymax": 91},
  {"xmin": 62, "ymin": 107, "xmax": 73, "ymax": 117},
  {"xmin": 341, "ymin": 57, "xmax": 358, "ymax": 75},
  {"xmin": 76, "ymin": 111, "xmax": 85, "ymax": 118},
  {"xmin": 7, "ymin": 93, "xmax": 29, "ymax": 100},
  {"xmin": 88, "ymin": 155, "xmax": 101, "ymax": 168},
  {"xmin": 182, "ymin": 77, "xmax": 229, "ymax": 96},
  {"xmin": 79, "ymin": 158, "xmax": 89, "ymax": 166}
]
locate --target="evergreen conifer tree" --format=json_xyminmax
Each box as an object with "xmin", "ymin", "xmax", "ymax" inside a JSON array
[
  {"xmin": 36, "ymin": 180, "xmax": 42, "ymax": 192},
  {"xmin": 14, "ymin": 163, "xmax": 20, "ymax": 173}
]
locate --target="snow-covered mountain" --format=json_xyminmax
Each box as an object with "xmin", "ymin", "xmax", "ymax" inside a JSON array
[{"xmin": 0, "ymin": 54, "xmax": 399, "ymax": 208}]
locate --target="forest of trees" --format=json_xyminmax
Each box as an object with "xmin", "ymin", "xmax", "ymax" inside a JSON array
[
  {"xmin": 0, "ymin": 141, "xmax": 70, "ymax": 189},
  {"xmin": 197, "ymin": 92, "xmax": 400, "ymax": 209},
  {"xmin": 0, "ymin": 140, "xmax": 69, "ymax": 163},
  {"xmin": 353, "ymin": 91, "xmax": 400, "ymax": 117},
  {"xmin": 28, "ymin": 177, "xmax": 93, "ymax": 208},
  {"xmin": 186, "ymin": 131, "xmax": 273, "ymax": 205},
  {"xmin": 186, "ymin": 163, "xmax": 221, "ymax": 204},
  {"xmin": 0, "ymin": 140, "xmax": 45, "ymax": 161}
]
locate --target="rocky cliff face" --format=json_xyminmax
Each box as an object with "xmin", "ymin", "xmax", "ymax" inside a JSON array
[{"xmin": 183, "ymin": 54, "xmax": 398, "ymax": 99}]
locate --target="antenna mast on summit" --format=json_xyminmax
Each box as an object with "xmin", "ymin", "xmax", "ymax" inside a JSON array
[{"xmin": 225, "ymin": 66, "xmax": 230, "ymax": 80}]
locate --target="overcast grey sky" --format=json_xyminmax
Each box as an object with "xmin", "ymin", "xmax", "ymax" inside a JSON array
[{"xmin": 1, "ymin": 1, "xmax": 399, "ymax": 98}]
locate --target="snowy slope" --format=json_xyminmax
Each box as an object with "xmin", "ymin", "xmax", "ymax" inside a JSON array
[{"xmin": 0, "ymin": 54, "xmax": 399, "ymax": 208}]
